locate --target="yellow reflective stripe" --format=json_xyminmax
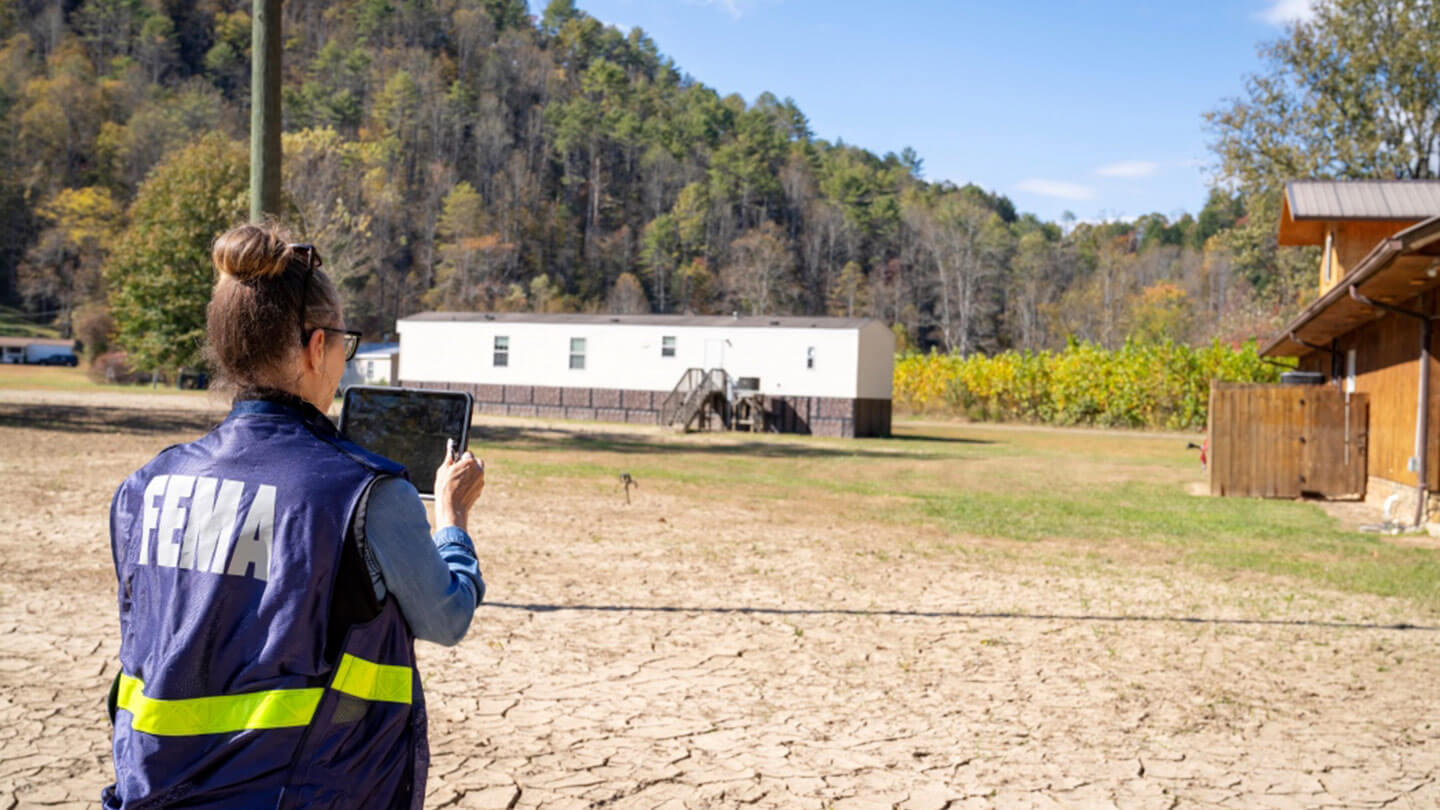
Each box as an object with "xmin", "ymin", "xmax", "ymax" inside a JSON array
[
  {"xmin": 330, "ymin": 654, "xmax": 413, "ymax": 704},
  {"xmin": 117, "ymin": 655, "xmax": 411, "ymax": 736},
  {"xmin": 117, "ymin": 673, "xmax": 323, "ymax": 736}
]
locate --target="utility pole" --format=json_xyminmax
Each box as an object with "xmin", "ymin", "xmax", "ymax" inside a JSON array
[{"xmin": 249, "ymin": 0, "xmax": 282, "ymax": 221}]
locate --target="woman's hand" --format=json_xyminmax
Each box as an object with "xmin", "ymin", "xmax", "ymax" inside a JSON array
[{"xmin": 434, "ymin": 449, "xmax": 484, "ymax": 533}]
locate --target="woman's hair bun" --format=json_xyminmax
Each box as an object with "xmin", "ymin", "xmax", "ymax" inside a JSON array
[{"xmin": 212, "ymin": 223, "xmax": 293, "ymax": 282}]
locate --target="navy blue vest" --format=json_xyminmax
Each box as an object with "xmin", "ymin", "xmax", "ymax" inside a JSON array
[{"xmin": 104, "ymin": 398, "xmax": 429, "ymax": 809}]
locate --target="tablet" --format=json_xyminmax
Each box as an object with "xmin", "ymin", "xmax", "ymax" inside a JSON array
[{"xmin": 339, "ymin": 386, "xmax": 474, "ymax": 496}]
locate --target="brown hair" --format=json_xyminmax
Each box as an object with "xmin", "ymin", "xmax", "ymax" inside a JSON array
[{"xmin": 205, "ymin": 223, "xmax": 343, "ymax": 393}]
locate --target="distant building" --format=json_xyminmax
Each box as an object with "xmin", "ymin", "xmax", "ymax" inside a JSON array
[
  {"xmin": 1261, "ymin": 179, "xmax": 1440, "ymax": 521},
  {"xmin": 0, "ymin": 337, "xmax": 75, "ymax": 364},
  {"xmin": 396, "ymin": 312, "xmax": 894, "ymax": 437},
  {"xmin": 341, "ymin": 342, "xmax": 399, "ymax": 389}
]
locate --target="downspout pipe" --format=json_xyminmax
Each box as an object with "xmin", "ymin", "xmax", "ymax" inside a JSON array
[
  {"xmin": 1422, "ymin": 317, "xmax": 1432, "ymax": 529},
  {"xmin": 1350, "ymin": 285, "xmax": 1433, "ymax": 528}
]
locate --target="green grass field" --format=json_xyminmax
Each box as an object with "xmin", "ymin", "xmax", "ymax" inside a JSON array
[
  {"xmin": 0, "ymin": 363, "xmax": 112, "ymax": 391},
  {"xmin": 0, "ymin": 364, "xmax": 102, "ymax": 390},
  {"xmin": 478, "ymin": 419, "xmax": 1440, "ymax": 613}
]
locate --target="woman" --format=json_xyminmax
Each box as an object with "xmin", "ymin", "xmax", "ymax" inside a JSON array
[{"xmin": 103, "ymin": 223, "xmax": 485, "ymax": 809}]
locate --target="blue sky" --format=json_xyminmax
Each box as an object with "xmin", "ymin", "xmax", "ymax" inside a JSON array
[{"xmin": 575, "ymin": 0, "xmax": 1315, "ymax": 224}]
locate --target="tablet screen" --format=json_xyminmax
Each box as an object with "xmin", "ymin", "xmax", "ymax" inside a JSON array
[{"xmin": 339, "ymin": 386, "xmax": 473, "ymax": 495}]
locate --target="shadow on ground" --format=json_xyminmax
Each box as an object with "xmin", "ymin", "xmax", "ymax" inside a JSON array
[
  {"xmin": 0, "ymin": 403, "xmax": 220, "ymax": 435},
  {"xmin": 0, "ymin": 400, "xmax": 996, "ymax": 462},
  {"xmin": 483, "ymin": 601, "xmax": 1438, "ymax": 632},
  {"xmin": 471, "ymin": 423, "xmax": 993, "ymax": 460},
  {"xmin": 886, "ymin": 433, "xmax": 995, "ymax": 445}
]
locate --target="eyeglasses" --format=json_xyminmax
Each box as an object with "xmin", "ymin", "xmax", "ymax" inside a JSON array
[
  {"xmin": 315, "ymin": 327, "xmax": 362, "ymax": 361},
  {"xmin": 291, "ymin": 243, "xmax": 322, "ymax": 347},
  {"xmin": 289, "ymin": 243, "xmax": 359, "ymax": 361}
]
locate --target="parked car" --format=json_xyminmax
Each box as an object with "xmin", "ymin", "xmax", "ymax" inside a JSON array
[{"xmin": 35, "ymin": 353, "xmax": 78, "ymax": 366}]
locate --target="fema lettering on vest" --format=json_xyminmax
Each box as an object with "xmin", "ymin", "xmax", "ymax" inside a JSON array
[{"xmin": 135, "ymin": 474, "xmax": 277, "ymax": 582}]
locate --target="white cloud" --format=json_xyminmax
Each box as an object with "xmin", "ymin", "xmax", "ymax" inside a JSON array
[
  {"xmin": 1259, "ymin": 0, "xmax": 1315, "ymax": 25},
  {"xmin": 1016, "ymin": 179, "xmax": 1096, "ymax": 201},
  {"xmin": 1095, "ymin": 160, "xmax": 1160, "ymax": 179}
]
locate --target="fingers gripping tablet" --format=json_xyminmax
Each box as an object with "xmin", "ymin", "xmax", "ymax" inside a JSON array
[{"xmin": 339, "ymin": 386, "xmax": 473, "ymax": 496}]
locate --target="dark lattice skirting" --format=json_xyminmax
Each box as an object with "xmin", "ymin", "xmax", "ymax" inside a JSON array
[{"xmin": 399, "ymin": 381, "xmax": 891, "ymax": 438}]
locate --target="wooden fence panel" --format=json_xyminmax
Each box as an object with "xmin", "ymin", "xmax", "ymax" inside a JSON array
[
  {"xmin": 1344, "ymin": 396, "xmax": 1369, "ymax": 497},
  {"xmin": 1208, "ymin": 385, "xmax": 1222, "ymax": 496},
  {"xmin": 1208, "ymin": 383, "xmax": 1367, "ymax": 499},
  {"xmin": 1302, "ymin": 390, "xmax": 1338, "ymax": 496}
]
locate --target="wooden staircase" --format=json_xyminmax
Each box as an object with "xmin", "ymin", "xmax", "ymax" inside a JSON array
[{"xmin": 660, "ymin": 368, "xmax": 731, "ymax": 431}]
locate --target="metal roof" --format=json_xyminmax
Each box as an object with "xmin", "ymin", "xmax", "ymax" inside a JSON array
[
  {"xmin": 353, "ymin": 343, "xmax": 398, "ymax": 360},
  {"xmin": 398, "ymin": 312, "xmax": 879, "ymax": 330},
  {"xmin": 0, "ymin": 336, "xmax": 72, "ymax": 349},
  {"xmin": 1286, "ymin": 180, "xmax": 1440, "ymax": 220}
]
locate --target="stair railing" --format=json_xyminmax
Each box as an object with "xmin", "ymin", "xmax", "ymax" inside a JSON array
[
  {"xmin": 659, "ymin": 368, "xmax": 707, "ymax": 426},
  {"xmin": 660, "ymin": 367, "xmax": 733, "ymax": 429}
]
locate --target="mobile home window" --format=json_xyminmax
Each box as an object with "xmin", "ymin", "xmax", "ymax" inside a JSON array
[
  {"xmin": 806, "ymin": 346, "xmax": 816, "ymax": 370},
  {"xmin": 569, "ymin": 337, "xmax": 586, "ymax": 370},
  {"xmin": 661, "ymin": 336, "xmax": 676, "ymax": 357},
  {"xmin": 493, "ymin": 335, "xmax": 509, "ymax": 367}
]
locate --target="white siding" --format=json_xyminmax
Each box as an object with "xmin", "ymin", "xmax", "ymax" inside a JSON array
[
  {"xmin": 343, "ymin": 352, "xmax": 397, "ymax": 387},
  {"xmin": 856, "ymin": 321, "xmax": 896, "ymax": 399},
  {"xmin": 397, "ymin": 319, "xmax": 892, "ymax": 399}
]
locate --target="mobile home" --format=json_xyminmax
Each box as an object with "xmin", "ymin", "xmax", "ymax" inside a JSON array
[{"xmin": 396, "ymin": 312, "xmax": 894, "ymax": 437}]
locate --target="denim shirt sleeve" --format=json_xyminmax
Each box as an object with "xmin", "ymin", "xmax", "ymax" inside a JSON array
[{"xmin": 358, "ymin": 476, "xmax": 484, "ymax": 646}]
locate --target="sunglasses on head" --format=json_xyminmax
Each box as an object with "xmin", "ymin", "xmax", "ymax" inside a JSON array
[{"xmin": 290, "ymin": 243, "xmax": 361, "ymax": 361}]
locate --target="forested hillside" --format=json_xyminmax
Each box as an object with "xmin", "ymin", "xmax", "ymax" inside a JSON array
[{"xmin": 0, "ymin": 0, "xmax": 1297, "ymax": 370}]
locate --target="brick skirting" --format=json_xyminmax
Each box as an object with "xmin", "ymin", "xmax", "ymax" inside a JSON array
[{"xmin": 401, "ymin": 381, "xmax": 891, "ymax": 437}]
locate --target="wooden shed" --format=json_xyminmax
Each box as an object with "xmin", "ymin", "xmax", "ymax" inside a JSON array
[{"xmin": 1243, "ymin": 180, "xmax": 1440, "ymax": 527}]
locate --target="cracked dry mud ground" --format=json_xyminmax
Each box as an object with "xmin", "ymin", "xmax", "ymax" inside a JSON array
[{"xmin": 1, "ymin": 397, "xmax": 1438, "ymax": 809}]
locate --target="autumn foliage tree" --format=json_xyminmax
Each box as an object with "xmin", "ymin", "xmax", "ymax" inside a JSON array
[
  {"xmin": 606, "ymin": 272, "xmax": 650, "ymax": 314},
  {"xmin": 104, "ymin": 134, "xmax": 247, "ymax": 374},
  {"xmin": 0, "ymin": 0, "xmax": 1321, "ymax": 373},
  {"xmin": 1205, "ymin": 0, "xmax": 1440, "ymax": 311},
  {"xmin": 722, "ymin": 222, "xmax": 794, "ymax": 315},
  {"xmin": 19, "ymin": 185, "xmax": 121, "ymax": 329},
  {"xmin": 425, "ymin": 182, "xmax": 517, "ymax": 311}
]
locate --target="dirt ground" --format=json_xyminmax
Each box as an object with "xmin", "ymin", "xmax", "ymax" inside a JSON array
[{"xmin": 1, "ymin": 391, "xmax": 1438, "ymax": 809}]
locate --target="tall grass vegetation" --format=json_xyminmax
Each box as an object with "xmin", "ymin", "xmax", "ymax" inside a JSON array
[{"xmin": 895, "ymin": 340, "xmax": 1281, "ymax": 430}]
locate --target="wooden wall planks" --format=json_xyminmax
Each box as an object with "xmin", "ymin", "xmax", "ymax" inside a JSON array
[
  {"xmin": 1294, "ymin": 293, "xmax": 1438, "ymax": 490},
  {"xmin": 1209, "ymin": 383, "xmax": 1367, "ymax": 499}
]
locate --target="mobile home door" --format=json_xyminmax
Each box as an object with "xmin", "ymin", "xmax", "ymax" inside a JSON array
[{"xmin": 704, "ymin": 338, "xmax": 724, "ymax": 371}]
